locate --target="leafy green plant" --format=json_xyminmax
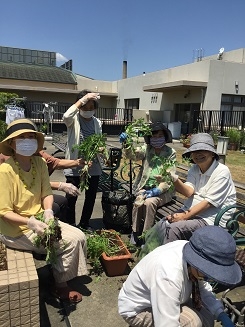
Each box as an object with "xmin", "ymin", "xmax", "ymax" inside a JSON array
[
  {"xmin": 123, "ymin": 118, "xmax": 152, "ymax": 154},
  {"xmin": 0, "ymin": 120, "xmax": 7, "ymax": 142},
  {"xmin": 87, "ymin": 230, "xmax": 126, "ymax": 275},
  {"xmin": 209, "ymin": 129, "xmax": 220, "ymax": 145},
  {"xmin": 0, "ymin": 92, "xmax": 19, "ymax": 109},
  {"xmin": 32, "ymin": 212, "xmax": 66, "ymax": 264},
  {"xmin": 73, "ymin": 133, "xmax": 108, "ymax": 191},
  {"xmin": 151, "ymin": 155, "xmax": 177, "ymax": 190},
  {"xmin": 39, "ymin": 123, "xmax": 48, "ymax": 134},
  {"xmin": 225, "ymin": 128, "xmax": 241, "ymax": 144}
]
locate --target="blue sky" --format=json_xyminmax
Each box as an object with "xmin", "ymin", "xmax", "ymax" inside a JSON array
[{"xmin": 1, "ymin": 0, "xmax": 245, "ymax": 81}]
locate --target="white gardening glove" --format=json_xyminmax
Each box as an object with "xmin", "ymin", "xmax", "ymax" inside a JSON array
[
  {"xmin": 43, "ymin": 209, "xmax": 54, "ymax": 223},
  {"xmin": 79, "ymin": 92, "xmax": 100, "ymax": 106},
  {"xmin": 27, "ymin": 216, "xmax": 48, "ymax": 236},
  {"xmin": 167, "ymin": 167, "xmax": 179, "ymax": 182},
  {"xmin": 58, "ymin": 182, "xmax": 80, "ymax": 196}
]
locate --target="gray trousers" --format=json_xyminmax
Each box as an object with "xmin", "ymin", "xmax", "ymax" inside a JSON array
[
  {"xmin": 163, "ymin": 214, "xmax": 208, "ymax": 244},
  {"xmin": 132, "ymin": 192, "xmax": 172, "ymax": 233}
]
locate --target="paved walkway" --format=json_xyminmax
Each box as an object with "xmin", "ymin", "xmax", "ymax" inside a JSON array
[{"xmin": 36, "ymin": 136, "xmax": 245, "ymax": 327}]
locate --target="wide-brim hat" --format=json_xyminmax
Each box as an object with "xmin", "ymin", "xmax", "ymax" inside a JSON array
[
  {"xmin": 183, "ymin": 226, "xmax": 242, "ymax": 286},
  {"xmin": 0, "ymin": 119, "xmax": 44, "ymax": 155},
  {"xmin": 144, "ymin": 122, "xmax": 172, "ymax": 144},
  {"xmin": 182, "ymin": 133, "xmax": 219, "ymax": 162}
]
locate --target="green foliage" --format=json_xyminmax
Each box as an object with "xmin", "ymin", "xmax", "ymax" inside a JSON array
[
  {"xmin": 151, "ymin": 155, "xmax": 177, "ymax": 190},
  {"xmin": 209, "ymin": 129, "xmax": 220, "ymax": 145},
  {"xmin": 39, "ymin": 123, "xmax": 48, "ymax": 133},
  {"xmin": 73, "ymin": 133, "xmax": 108, "ymax": 191},
  {"xmin": 0, "ymin": 120, "xmax": 7, "ymax": 142},
  {"xmin": 87, "ymin": 230, "xmax": 125, "ymax": 275},
  {"xmin": 0, "ymin": 92, "xmax": 19, "ymax": 109},
  {"xmin": 225, "ymin": 128, "xmax": 241, "ymax": 143},
  {"xmin": 124, "ymin": 118, "xmax": 152, "ymax": 153},
  {"xmin": 33, "ymin": 212, "xmax": 66, "ymax": 264}
]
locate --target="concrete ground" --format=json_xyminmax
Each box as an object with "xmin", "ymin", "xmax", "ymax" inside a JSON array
[{"xmin": 36, "ymin": 136, "xmax": 245, "ymax": 327}]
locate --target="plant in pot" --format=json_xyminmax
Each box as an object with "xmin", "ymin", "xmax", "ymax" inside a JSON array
[
  {"xmin": 87, "ymin": 229, "xmax": 131, "ymax": 276},
  {"xmin": 225, "ymin": 128, "xmax": 241, "ymax": 151},
  {"xmin": 180, "ymin": 134, "xmax": 192, "ymax": 148}
]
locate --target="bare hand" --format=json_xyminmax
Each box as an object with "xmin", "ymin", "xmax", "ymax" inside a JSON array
[{"xmin": 166, "ymin": 212, "xmax": 186, "ymax": 223}]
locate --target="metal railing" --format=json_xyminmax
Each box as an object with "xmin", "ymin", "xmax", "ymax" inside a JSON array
[
  {"xmin": 194, "ymin": 110, "xmax": 245, "ymax": 135},
  {"xmin": 24, "ymin": 101, "xmax": 244, "ymax": 135},
  {"xmin": 25, "ymin": 101, "xmax": 133, "ymax": 126}
]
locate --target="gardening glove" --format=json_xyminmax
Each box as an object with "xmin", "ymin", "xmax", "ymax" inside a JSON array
[
  {"xmin": 167, "ymin": 166, "xmax": 178, "ymax": 182},
  {"xmin": 217, "ymin": 312, "xmax": 235, "ymax": 327},
  {"xmin": 27, "ymin": 216, "xmax": 48, "ymax": 236},
  {"xmin": 43, "ymin": 209, "xmax": 54, "ymax": 223},
  {"xmin": 119, "ymin": 132, "xmax": 128, "ymax": 143},
  {"xmin": 58, "ymin": 182, "xmax": 80, "ymax": 196},
  {"xmin": 79, "ymin": 92, "xmax": 100, "ymax": 106},
  {"xmin": 145, "ymin": 187, "xmax": 162, "ymax": 198}
]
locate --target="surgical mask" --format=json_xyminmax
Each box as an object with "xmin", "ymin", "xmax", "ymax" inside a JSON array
[
  {"xmin": 150, "ymin": 136, "xmax": 166, "ymax": 148},
  {"xmin": 80, "ymin": 110, "xmax": 95, "ymax": 119},
  {"xmin": 15, "ymin": 139, "xmax": 38, "ymax": 156}
]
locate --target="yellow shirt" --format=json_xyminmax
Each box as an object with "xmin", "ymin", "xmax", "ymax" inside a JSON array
[{"xmin": 0, "ymin": 156, "xmax": 53, "ymax": 237}]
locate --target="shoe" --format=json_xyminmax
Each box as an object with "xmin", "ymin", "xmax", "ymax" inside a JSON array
[
  {"xmin": 52, "ymin": 286, "xmax": 82, "ymax": 303},
  {"xmin": 77, "ymin": 224, "xmax": 94, "ymax": 233}
]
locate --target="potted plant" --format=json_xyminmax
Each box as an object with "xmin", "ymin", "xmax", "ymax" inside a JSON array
[
  {"xmin": 87, "ymin": 229, "xmax": 131, "ymax": 276},
  {"xmin": 180, "ymin": 133, "xmax": 192, "ymax": 148},
  {"xmin": 225, "ymin": 128, "xmax": 241, "ymax": 151}
]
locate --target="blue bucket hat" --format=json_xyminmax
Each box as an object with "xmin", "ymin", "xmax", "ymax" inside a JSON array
[
  {"xmin": 183, "ymin": 226, "xmax": 242, "ymax": 286},
  {"xmin": 182, "ymin": 133, "xmax": 219, "ymax": 162}
]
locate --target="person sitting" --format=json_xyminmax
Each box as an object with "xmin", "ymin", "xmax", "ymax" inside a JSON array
[
  {"xmin": 0, "ymin": 118, "xmax": 88, "ymax": 303},
  {"xmin": 120, "ymin": 122, "xmax": 176, "ymax": 245},
  {"xmin": 140, "ymin": 133, "xmax": 236, "ymax": 256},
  {"xmin": 118, "ymin": 225, "xmax": 242, "ymax": 327},
  {"xmin": 0, "ymin": 135, "xmax": 85, "ymax": 223}
]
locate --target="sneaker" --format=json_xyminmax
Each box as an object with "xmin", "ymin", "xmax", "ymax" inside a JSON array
[{"xmin": 77, "ymin": 224, "xmax": 94, "ymax": 233}]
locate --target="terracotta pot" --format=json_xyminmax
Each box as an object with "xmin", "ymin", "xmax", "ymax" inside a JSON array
[
  {"xmin": 229, "ymin": 143, "xmax": 238, "ymax": 151},
  {"xmin": 183, "ymin": 143, "xmax": 190, "ymax": 148},
  {"xmin": 100, "ymin": 231, "xmax": 131, "ymax": 277}
]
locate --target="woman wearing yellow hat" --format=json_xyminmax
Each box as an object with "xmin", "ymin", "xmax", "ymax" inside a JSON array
[{"xmin": 0, "ymin": 118, "xmax": 88, "ymax": 303}]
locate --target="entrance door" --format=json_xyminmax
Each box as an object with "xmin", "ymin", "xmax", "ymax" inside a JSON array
[{"xmin": 174, "ymin": 103, "xmax": 200, "ymax": 134}]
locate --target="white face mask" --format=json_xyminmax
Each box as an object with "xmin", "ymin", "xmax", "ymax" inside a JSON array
[
  {"xmin": 15, "ymin": 139, "xmax": 38, "ymax": 156},
  {"xmin": 79, "ymin": 110, "xmax": 95, "ymax": 119}
]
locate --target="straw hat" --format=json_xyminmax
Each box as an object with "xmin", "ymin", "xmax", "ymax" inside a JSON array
[{"xmin": 0, "ymin": 119, "xmax": 44, "ymax": 155}]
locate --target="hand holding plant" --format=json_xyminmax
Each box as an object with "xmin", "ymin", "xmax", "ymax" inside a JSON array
[
  {"xmin": 73, "ymin": 133, "xmax": 108, "ymax": 192},
  {"xmin": 123, "ymin": 118, "xmax": 152, "ymax": 153},
  {"xmin": 32, "ymin": 212, "xmax": 65, "ymax": 264},
  {"xmin": 152, "ymin": 156, "xmax": 177, "ymax": 190}
]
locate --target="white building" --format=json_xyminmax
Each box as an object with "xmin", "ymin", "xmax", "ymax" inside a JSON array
[{"xmin": 0, "ymin": 46, "xmax": 245, "ymax": 135}]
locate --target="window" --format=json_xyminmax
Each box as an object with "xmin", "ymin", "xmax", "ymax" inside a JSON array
[{"xmin": 125, "ymin": 98, "xmax": 139, "ymax": 109}]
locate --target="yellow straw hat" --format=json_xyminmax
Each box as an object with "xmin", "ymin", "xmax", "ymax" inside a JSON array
[{"xmin": 0, "ymin": 119, "xmax": 44, "ymax": 155}]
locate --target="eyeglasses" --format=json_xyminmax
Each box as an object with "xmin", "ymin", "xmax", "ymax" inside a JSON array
[{"xmin": 196, "ymin": 270, "xmax": 214, "ymax": 283}]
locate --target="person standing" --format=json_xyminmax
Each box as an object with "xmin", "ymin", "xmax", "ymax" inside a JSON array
[
  {"xmin": 118, "ymin": 226, "xmax": 241, "ymax": 327},
  {"xmin": 63, "ymin": 89, "xmax": 102, "ymax": 230}
]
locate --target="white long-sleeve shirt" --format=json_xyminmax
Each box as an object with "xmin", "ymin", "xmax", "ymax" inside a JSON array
[{"xmin": 118, "ymin": 241, "xmax": 224, "ymax": 326}]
